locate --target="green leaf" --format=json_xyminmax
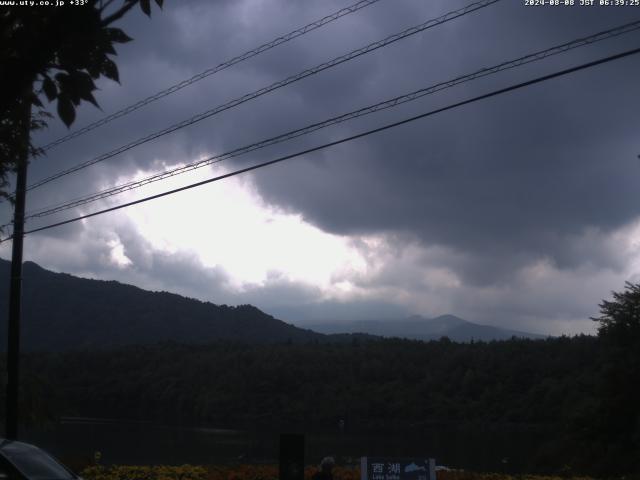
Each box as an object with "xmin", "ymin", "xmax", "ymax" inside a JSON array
[
  {"xmin": 101, "ymin": 58, "xmax": 120, "ymax": 83},
  {"xmin": 78, "ymin": 86, "xmax": 100, "ymax": 108},
  {"xmin": 87, "ymin": 61, "xmax": 102, "ymax": 79},
  {"xmin": 81, "ymin": 90, "xmax": 100, "ymax": 109},
  {"xmin": 105, "ymin": 27, "xmax": 133, "ymax": 44},
  {"xmin": 42, "ymin": 76, "xmax": 57, "ymax": 102},
  {"xmin": 102, "ymin": 42, "xmax": 117, "ymax": 55},
  {"xmin": 57, "ymin": 72, "xmax": 83, "ymax": 106},
  {"xmin": 95, "ymin": 34, "xmax": 117, "ymax": 57},
  {"xmin": 75, "ymin": 72, "xmax": 97, "ymax": 92},
  {"xmin": 57, "ymin": 96, "xmax": 76, "ymax": 127},
  {"xmin": 140, "ymin": 0, "xmax": 151, "ymax": 16},
  {"xmin": 76, "ymin": 74, "xmax": 100, "ymax": 108}
]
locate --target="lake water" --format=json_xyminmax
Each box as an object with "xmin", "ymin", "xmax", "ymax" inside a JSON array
[{"xmin": 21, "ymin": 418, "xmax": 550, "ymax": 473}]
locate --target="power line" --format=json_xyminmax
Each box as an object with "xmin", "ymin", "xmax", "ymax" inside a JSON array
[
  {"xmin": 26, "ymin": 0, "xmax": 501, "ymax": 191},
  {"xmin": 20, "ymin": 19, "xmax": 640, "ymax": 222},
  {"xmin": 37, "ymin": 0, "xmax": 385, "ymax": 152},
  {"xmin": 2, "ymin": 45, "xmax": 637, "ymax": 243}
]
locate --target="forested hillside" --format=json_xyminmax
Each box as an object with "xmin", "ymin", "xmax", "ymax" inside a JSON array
[
  {"xmin": 2, "ymin": 336, "xmax": 613, "ymax": 473},
  {"xmin": 0, "ymin": 259, "xmax": 328, "ymax": 349},
  {"xmin": 20, "ymin": 336, "xmax": 598, "ymax": 429}
]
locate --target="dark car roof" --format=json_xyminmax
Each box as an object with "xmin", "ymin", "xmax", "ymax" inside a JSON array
[
  {"xmin": 0, "ymin": 439, "xmax": 77, "ymax": 480},
  {"xmin": 0, "ymin": 439, "xmax": 34, "ymax": 450}
]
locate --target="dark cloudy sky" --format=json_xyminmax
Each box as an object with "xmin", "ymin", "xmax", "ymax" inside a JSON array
[{"xmin": 2, "ymin": 0, "xmax": 640, "ymax": 335}]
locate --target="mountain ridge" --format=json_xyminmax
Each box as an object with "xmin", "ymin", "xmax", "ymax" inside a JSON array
[
  {"xmin": 0, "ymin": 259, "xmax": 332, "ymax": 350},
  {"xmin": 0, "ymin": 258, "xmax": 543, "ymax": 350},
  {"xmin": 305, "ymin": 313, "xmax": 546, "ymax": 342}
]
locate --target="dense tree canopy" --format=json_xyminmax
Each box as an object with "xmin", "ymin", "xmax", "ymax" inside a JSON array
[
  {"xmin": 587, "ymin": 281, "xmax": 640, "ymax": 474},
  {"xmin": 1, "ymin": 336, "xmax": 604, "ymax": 474},
  {"xmin": 0, "ymin": 0, "xmax": 163, "ymax": 201},
  {"xmin": 593, "ymin": 281, "xmax": 640, "ymax": 340}
]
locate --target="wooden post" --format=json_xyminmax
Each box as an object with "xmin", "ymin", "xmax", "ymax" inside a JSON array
[{"xmin": 5, "ymin": 94, "xmax": 31, "ymax": 440}]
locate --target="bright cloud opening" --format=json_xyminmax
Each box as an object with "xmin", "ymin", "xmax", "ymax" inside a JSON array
[{"xmin": 112, "ymin": 162, "xmax": 369, "ymax": 293}]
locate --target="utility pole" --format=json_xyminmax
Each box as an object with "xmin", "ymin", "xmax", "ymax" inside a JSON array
[{"xmin": 5, "ymin": 94, "xmax": 31, "ymax": 440}]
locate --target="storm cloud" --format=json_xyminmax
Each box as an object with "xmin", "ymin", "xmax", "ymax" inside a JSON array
[{"xmin": 2, "ymin": 0, "xmax": 640, "ymax": 335}]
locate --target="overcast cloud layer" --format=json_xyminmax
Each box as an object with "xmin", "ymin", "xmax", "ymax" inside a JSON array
[{"xmin": 2, "ymin": 0, "xmax": 640, "ymax": 335}]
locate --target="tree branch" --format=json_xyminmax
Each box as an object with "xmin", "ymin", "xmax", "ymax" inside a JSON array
[
  {"xmin": 101, "ymin": 0, "xmax": 138, "ymax": 27},
  {"xmin": 99, "ymin": 0, "xmax": 118, "ymax": 14}
]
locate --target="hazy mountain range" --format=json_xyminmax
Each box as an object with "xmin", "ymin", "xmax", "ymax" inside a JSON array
[
  {"xmin": 0, "ymin": 259, "xmax": 543, "ymax": 350},
  {"xmin": 305, "ymin": 314, "xmax": 546, "ymax": 342}
]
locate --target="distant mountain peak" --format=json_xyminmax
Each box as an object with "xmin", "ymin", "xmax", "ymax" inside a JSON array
[
  {"xmin": 307, "ymin": 313, "xmax": 545, "ymax": 342},
  {"xmin": 431, "ymin": 314, "xmax": 466, "ymax": 324}
]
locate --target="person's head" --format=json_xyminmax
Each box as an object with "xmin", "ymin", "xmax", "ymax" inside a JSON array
[{"xmin": 320, "ymin": 457, "xmax": 335, "ymax": 473}]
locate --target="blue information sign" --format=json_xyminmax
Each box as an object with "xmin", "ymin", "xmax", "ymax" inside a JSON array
[{"xmin": 360, "ymin": 457, "xmax": 436, "ymax": 480}]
